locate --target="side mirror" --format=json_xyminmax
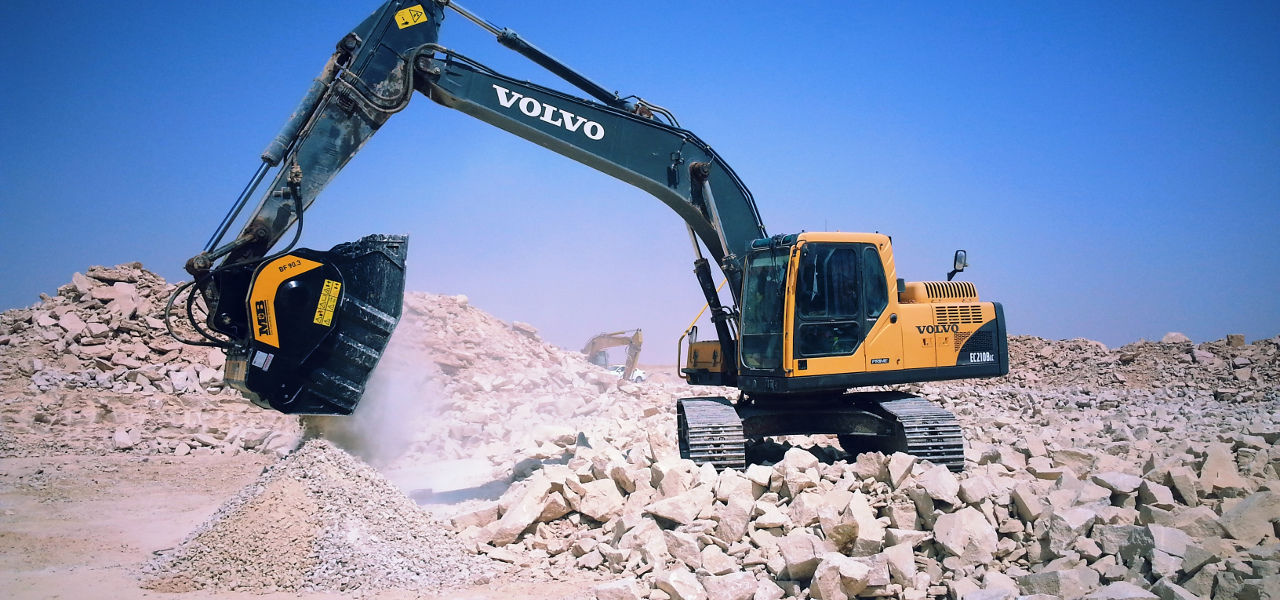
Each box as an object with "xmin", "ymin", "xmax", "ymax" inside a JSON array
[{"xmin": 947, "ymin": 249, "xmax": 968, "ymax": 281}]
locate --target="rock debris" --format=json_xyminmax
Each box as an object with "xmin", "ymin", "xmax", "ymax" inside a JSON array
[
  {"xmin": 140, "ymin": 438, "xmax": 500, "ymax": 593},
  {"xmin": 3, "ymin": 265, "xmax": 1279, "ymax": 599},
  {"xmin": 0, "ymin": 263, "xmax": 299, "ymax": 458}
]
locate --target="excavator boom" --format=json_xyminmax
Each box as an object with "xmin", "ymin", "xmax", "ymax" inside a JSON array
[{"xmin": 180, "ymin": 0, "xmax": 763, "ymax": 413}]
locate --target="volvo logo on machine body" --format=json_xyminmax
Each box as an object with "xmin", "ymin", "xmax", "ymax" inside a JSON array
[
  {"xmin": 916, "ymin": 324, "xmax": 959, "ymax": 334},
  {"xmin": 492, "ymin": 84, "xmax": 605, "ymax": 140}
]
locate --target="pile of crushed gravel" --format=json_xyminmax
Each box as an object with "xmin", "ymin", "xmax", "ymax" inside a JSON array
[{"xmin": 141, "ymin": 439, "xmax": 501, "ymax": 593}]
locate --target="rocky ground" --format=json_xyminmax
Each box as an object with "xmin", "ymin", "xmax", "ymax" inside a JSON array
[{"xmin": 0, "ymin": 264, "xmax": 1277, "ymax": 600}]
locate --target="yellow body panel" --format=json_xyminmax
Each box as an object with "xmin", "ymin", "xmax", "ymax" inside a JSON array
[
  {"xmin": 862, "ymin": 312, "xmax": 904, "ymax": 372},
  {"xmin": 905, "ymin": 302, "xmax": 998, "ymax": 368},
  {"xmin": 896, "ymin": 303, "xmax": 937, "ymax": 370}
]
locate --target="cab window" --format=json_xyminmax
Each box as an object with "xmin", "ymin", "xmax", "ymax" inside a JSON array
[
  {"xmin": 795, "ymin": 244, "xmax": 862, "ymax": 357},
  {"xmin": 740, "ymin": 250, "xmax": 787, "ymax": 370},
  {"xmin": 862, "ymin": 246, "xmax": 887, "ymax": 319}
]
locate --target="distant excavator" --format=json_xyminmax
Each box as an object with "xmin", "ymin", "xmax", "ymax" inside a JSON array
[{"xmin": 581, "ymin": 329, "xmax": 644, "ymax": 382}]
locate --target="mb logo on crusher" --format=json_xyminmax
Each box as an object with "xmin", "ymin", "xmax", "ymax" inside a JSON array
[{"xmin": 254, "ymin": 300, "xmax": 271, "ymax": 337}]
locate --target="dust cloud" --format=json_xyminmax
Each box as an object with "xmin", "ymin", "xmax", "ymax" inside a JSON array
[
  {"xmin": 301, "ymin": 291, "xmax": 672, "ymax": 509},
  {"xmin": 303, "ymin": 326, "xmax": 439, "ymax": 468}
]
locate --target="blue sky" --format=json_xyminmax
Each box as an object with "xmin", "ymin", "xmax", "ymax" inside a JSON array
[{"xmin": 2, "ymin": 1, "xmax": 1277, "ymax": 355}]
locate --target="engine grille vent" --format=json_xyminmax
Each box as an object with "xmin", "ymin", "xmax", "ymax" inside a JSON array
[
  {"xmin": 957, "ymin": 330, "xmax": 994, "ymax": 352},
  {"xmin": 935, "ymin": 304, "xmax": 984, "ymax": 326},
  {"xmin": 923, "ymin": 281, "xmax": 977, "ymax": 300}
]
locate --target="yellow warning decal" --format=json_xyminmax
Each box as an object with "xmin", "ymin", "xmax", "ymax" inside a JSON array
[
  {"xmin": 395, "ymin": 5, "xmax": 428, "ymax": 29},
  {"xmin": 248, "ymin": 255, "xmax": 323, "ymax": 349},
  {"xmin": 314, "ymin": 279, "xmax": 342, "ymax": 327}
]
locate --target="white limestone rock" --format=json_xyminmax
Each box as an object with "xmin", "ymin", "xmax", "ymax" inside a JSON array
[
  {"xmin": 915, "ymin": 464, "xmax": 961, "ymax": 506},
  {"xmin": 810, "ymin": 552, "xmax": 871, "ymax": 600},
  {"xmin": 578, "ymin": 479, "xmax": 626, "ymax": 522},
  {"xmin": 931, "ymin": 506, "xmax": 998, "ymax": 565},
  {"xmin": 593, "ymin": 577, "xmax": 646, "ymax": 600},
  {"xmin": 698, "ymin": 571, "xmax": 757, "ymax": 600},
  {"xmin": 1016, "ymin": 566, "xmax": 1101, "ymax": 600},
  {"xmin": 1082, "ymin": 581, "xmax": 1159, "ymax": 600},
  {"xmin": 1217, "ymin": 490, "xmax": 1280, "ymax": 546},
  {"xmin": 655, "ymin": 569, "xmax": 708, "ymax": 600},
  {"xmin": 775, "ymin": 530, "xmax": 835, "ymax": 580}
]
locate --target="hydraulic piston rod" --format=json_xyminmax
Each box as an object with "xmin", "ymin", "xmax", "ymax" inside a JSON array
[{"xmin": 442, "ymin": 0, "xmax": 629, "ymax": 110}]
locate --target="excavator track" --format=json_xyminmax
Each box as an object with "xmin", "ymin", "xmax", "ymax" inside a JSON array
[
  {"xmin": 676, "ymin": 397, "xmax": 746, "ymax": 470},
  {"xmin": 878, "ymin": 396, "xmax": 966, "ymax": 472}
]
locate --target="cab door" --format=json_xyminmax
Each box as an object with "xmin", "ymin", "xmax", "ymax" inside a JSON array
[{"xmin": 791, "ymin": 243, "xmax": 865, "ymax": 376}]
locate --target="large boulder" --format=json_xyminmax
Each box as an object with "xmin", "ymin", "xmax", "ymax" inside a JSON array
[
  {"xmin": 698, "ymin": 571, "xmax": 757, "ymax": 600},
  {"xmin": 655, "ymin": 569, "xmax": 708, "ymax": 600},
  {"xmin": 916, "ymin": 464, "xmax": 961, "ymax": 505},
  {"xmin": 594, "ymin": 577, "xmax": 646, "ymax": 600},
  {"xmin": 932, "ymin": 506, "xmax": 998, "ymax": 565},
  {"xmin": 1083, "ymin": 581, "xmax": 1159, "ymax": 600},
  {"xmin": 776, "ymin": 530, "xmax": 835, "ymax": 580},
  {"xmin": 1047, "ymin": 507, "xmax": 1100, "ymax": 558},
  {"xmin": 578, "ymin": 479, "xmax": 626, "ymax": 522},
  {"xmin": 644, "ymin": 485, "xmax": 714, "ymax": 526},
  {"xmin": 1017, "ymin": 566, "xmax": 1101, "ymax": 600},
  {"xmin": 810, "ymin": 552, "xmax": 871, "ymax": 600},
  {"xmin": 1218, "ymin": 491, "xmax": 1280, "ymax": 546}
]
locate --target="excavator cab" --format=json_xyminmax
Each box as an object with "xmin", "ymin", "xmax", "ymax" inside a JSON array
[
  {"xmin": 678, "ymin": 232, "xmax": 1006, "ymax": 470},
  {"xmin": 684, "ymin": 232, "xmax": 1008, "ymax": 399}
]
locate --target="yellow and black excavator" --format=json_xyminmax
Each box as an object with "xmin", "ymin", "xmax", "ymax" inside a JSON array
[
  {"xmin": 172, "ymin": 1, "xmax": 1007, "ymax": 471},
  {"xmin": 582, "ymin": 329, "xmax": 644, "ymax": 382}
]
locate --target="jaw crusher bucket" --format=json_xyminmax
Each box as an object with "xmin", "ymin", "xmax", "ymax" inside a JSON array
[{"xmin": 224, "ymin": 234, "xmax": 408, "ymax": 415}]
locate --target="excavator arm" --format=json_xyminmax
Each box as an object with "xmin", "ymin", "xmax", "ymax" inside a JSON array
[
  {"xmin": 190, "ymin": 2, "xmax": 446, "ymax": 271},
  {"xmin": 178, "ymin": 1, "xmax": 764, "ymax": 414}
]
